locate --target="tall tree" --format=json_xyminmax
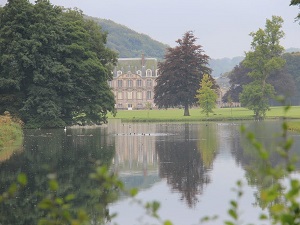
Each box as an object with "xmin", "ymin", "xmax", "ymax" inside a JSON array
[
  {"xmin": 195, "ymin": 74, "xmax": 218, "ymax": 116},
  {"xmin": 154, "ymin": 31, "xmax": 211, "ymax": 116},
  {"xmin": 240, "ymin": 16, "xmax": 285, "ymax": 120},
  {"xmin": 0, "ymin": 0, "xmax": 117, "ymax": 128}
]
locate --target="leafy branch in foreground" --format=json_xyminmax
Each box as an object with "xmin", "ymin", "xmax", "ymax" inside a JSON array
[{"xmin": 240, "ymin": 99, "xmax": 300, "ymax": 225}]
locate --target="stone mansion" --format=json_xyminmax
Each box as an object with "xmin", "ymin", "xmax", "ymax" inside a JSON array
[{"xmin": 109, "ymin": 55, "xmax": 158, "ymax": 110}]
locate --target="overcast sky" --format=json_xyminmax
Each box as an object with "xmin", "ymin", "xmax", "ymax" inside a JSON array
[{"xmin": 1, "ymin": 0, "xmax": 299, "ymax": 59}]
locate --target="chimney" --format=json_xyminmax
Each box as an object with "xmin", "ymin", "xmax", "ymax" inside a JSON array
[{"xmin": 141, "ymin": 53, "xmax": 145, "ymax": 67}]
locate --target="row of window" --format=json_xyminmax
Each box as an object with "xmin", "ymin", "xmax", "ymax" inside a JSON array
[
  {"xmin": 117, "ymin": 103, "xmax": 144, "ymax": 108},
  {"xmin": 116, "ymin": 91, "xmax": 152, "ymax": 100},
  {"xmin": 117, "ymin": 69, "xmax": 159, "ymax": 77},
  {"xmin": 110, "ymin": 79, "xmax": 153, "ymax": 88}
]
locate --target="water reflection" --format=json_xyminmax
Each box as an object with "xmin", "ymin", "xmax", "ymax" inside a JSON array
[
  {"xmin": 156, "ymin": 123, "xmax": 217, "ymax": 208},
  {"xmin": 1, "ymin": 120, "xmax": 300, "ymax": 225},
  {"xmin": 0, "ymin": 127, "xmax": 115, "ymax": 225}
]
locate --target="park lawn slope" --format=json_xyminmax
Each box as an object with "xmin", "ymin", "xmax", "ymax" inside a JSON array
[{"xmin": 107, "ymin": 106, "xmax": 300, "ymax": 122}]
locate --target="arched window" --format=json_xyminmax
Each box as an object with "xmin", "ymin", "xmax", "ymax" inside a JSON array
[
  {"xmin": 146, "ymin": 91, "xmax": 152, "ymax": 100},
  {"xmin": 117, "ymin": 92, "xmax": 123, "ymax": 100},
  {"xmin": 146, "ymin": 79, "xmax": 152, "ymax": 87},
  {"xmin": 136, "ymin": 79, "xmax": 142, "ymax": 87},
  {"xmin": 127, "ymin": 80, "xmax": 133, "ymax": 87},
  {"xmin": 137, "ymin": 91, "xmax": 142, "ymax": 100},
  {"xmin": 136, "ymin": 70, "xmax": 142, "ymax": 76},
  {"xmin": 117, "ymin": 80, "xmax": 122, "ymax": 87},
  {"xmin": 127, "ymin": 92, "xmax": 133, "ymax": 100},
  {"xmin": 146, "ymin": 69, "xmax": 152, "ymax": 77},
  {"xmin": 117, "ymin": 70, "xmax": 122, "ymax": 76}
]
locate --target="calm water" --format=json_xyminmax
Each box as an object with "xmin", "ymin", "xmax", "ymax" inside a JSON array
[{"xmin": 1, "ymin": 120, "xmax": 300, "ymax": 225}]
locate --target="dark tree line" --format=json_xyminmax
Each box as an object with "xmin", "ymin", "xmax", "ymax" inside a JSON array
[
  {"xmin": 223, "ymin": 52, "xmax": 300, "ymax": 105},
  {"xmin": 0, "ymin": 0, "xmax": 117, "ymax": 128}
]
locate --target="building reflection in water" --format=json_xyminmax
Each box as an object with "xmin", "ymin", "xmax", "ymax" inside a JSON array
[
  {"xmin": 108, "ymin": 120, "xmax": 159, "ymax": 178},
  {"xmin": 107, "ymin": 121, "xmax": 219, "ymax": 207}
]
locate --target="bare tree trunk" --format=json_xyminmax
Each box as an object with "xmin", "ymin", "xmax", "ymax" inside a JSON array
[{"xmin": 184, "ymin": 104, "xmax": 190, "ymax": 116}]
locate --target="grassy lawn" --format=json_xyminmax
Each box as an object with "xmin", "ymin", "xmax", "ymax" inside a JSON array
[{"xmin": 107, "ymin": 106, "xmax": 300, "ymax": 122}]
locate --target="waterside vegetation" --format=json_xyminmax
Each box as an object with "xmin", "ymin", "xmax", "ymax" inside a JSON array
[{"xmin": 0, "ymin": 112, "xmax": 23, "ymax": 161}]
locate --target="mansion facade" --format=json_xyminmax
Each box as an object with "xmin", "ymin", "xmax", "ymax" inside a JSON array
[{"xmin": 109, "ymin": 55, "xmax": 159, "ymax": 110}]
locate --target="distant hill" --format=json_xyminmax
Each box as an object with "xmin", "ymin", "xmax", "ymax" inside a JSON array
[
  {"xmin": 209, "ymin": 48, "xmax": 300, "ymax": 78},
  {"xmin": 209, "ymin": 56, "xmax": 244, "ymax": 77},
  {"xmin": 87, "ymin": 16, "xmax": 168, "ymax": 59},
  {"xmin": 285, "ymin": 47, "xmax": 300, "ymax": 53},
  {"xmin": 86, "ymin": 16, "xmax": 300, "ymax": 77}
]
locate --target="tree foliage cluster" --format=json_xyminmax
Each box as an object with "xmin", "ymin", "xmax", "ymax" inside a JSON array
[
  {"xmin": 0, "ymin": 0, "xmax": 117, "ymax": 128},
  {"xmin": 223, "ymin": 52, "xmax": 300, "ymax": 105},
  {"xmin": 290, "ymin": 0, "xmax": 300, "ymax": 22},
  {"xmin": 222, "ymin": 16, "xmax": 300, "ymax": 119},
  {"xmin": 196, "ymin": 74, "xmax": 218, "ymax": 116},
  {"xmin": 154, "ymin": 31, "xmax": 215, "ymax": 116},
  {"xmin": 240, "ymin": 16, "xmax": 285, "ymax": 120}
]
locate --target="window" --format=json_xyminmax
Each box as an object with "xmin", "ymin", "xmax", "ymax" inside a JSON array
[
  {"xmin": 137, "ymin": 103, "xmax": 143, "ymax": 108},
  {"xmin": 137, "ymin": 70, "xmax": 142, "ymax": 76},
  {"xmin": 146, "ymin": 91, "xmax": 152, "ymax": 100},
  {"xmin": 137, "ymin": 91, "xmax": 142, "ymax": 100},
  {"xmin": 146, "ymin": 79, "xmax": 152, "ymax": 87},
  {"xmin": 156, "ymin": 69, "xmax": 159, "ymax": 77},
  {"xmin": 108, "ymin": 81, "xmax": 112, "ymax": 87},
  {"xmin": 127, "ymin": 80, "xmax": 133, "ymax": 87},
  {"xmin": 117, "ymin": 103, "xmax": 122, "ymax": 108},
  {"xmin": 127, "ymin": 92, "xmax": 133, "ymax": 99},
  {"xmin": 126, "ymin": 71, "xmax": 132, "ymax": 77},
  {"xmin": 146, "ymin": 69, "xmax": 152, "ymax": 77},
  {"xmin": 117, "ymin": 92, "xmax": 123, "ymax": 100},
  {"xmin": 117, "ymin": 80, "xmax": 122, "ymax": 87},
  {"xmin": 137, "ymin": 79, "xmax": 142, "ymax": 87},
  {"xmin": 117, "ymin": 70, "xmax": 122, "ymax": 76}
]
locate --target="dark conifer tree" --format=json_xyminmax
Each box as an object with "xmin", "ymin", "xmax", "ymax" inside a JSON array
[{"xmin": 154, "ymin": 31, "xmax": 212, "ymax": 116}]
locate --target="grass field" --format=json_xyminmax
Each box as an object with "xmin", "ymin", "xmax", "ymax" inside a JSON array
[{"xmin": 107, "ymin": 106, "xmax": 300, "ymax": 122}]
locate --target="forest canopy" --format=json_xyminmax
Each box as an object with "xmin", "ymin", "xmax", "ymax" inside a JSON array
[{"xmin": 0, "ymin": 0, "xmax": 117, "ymax": 128}]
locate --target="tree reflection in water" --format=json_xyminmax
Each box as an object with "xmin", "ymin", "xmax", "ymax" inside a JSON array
[
  {"xmin": 0, "ymin": 127, "xmax": 115, "ymax": 225},
  {"xmin": 156, "ymin": 123, "xmax": 218, "ymax": 208}
]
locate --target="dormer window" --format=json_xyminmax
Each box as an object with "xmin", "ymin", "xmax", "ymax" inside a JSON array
[
  {"xmin": 146, "ymin": 69, "xmax": 152, "ymax": 77},
  {"xmin": 136, "ymin": 70, "xmax": 142, "ymax": 76},
  {"xmin": 117, "ymin": 70, "xmax": 122, "ymax": 76}
]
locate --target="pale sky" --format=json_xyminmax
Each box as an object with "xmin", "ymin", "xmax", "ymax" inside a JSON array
[{"xmin": 1, "ymin": 0, "xmax": 299, "ymax": 59}]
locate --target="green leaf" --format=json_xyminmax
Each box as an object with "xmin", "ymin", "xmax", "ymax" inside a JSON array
[
  {"xmin": 228, "ymin": 209, "xmax": 237, "ymax": 220},
  {"xmin": 8, "ymin": 183, "xmax": 17, "ymax": 196},
  {"xmin": 17, "ymin": 173, "xmax": 27, "ymax": 186},
  {"xmin": 129, "ymin": 188, "xmax": 138, "ymax": 197},
  {"xmin": 224, "ymin": 221, "xmax": 234, "ymax": 225},
  {"xmin": 164, "ymin": 220, "xmax": 173, "ymax": 225},
  {"xmin": 49, "ymin": 179, "xmax": 59, "ymax": 191},
  {"xmin": 55, "ymin": 197, "xmax": 64, "ymax": 205},
  {"xmin": 65, "ymin": 194, "xmax": 76, "ymax": 201},
  {"xmin": 230, "ymin": 200, "xmax": 237, "ymax": 208}
]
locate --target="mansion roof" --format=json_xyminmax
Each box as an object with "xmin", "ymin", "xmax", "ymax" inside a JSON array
[{"xmin": 113, "ymin": 56, "xmax": 158, "ymax": 78}]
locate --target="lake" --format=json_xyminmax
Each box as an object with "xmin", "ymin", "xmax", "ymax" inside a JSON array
[{"xmin": 0, "ymin": 120, "xmax": 300, "ymax": 225}]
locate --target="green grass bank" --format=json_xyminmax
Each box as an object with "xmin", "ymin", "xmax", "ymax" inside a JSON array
[
  {"xmin": 0, "ymin": 112, "xmax": 23, "ymax": 161},
  {"xmin": 108, "ymin": 106, "xmax": 300, "ymax": 122}
]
